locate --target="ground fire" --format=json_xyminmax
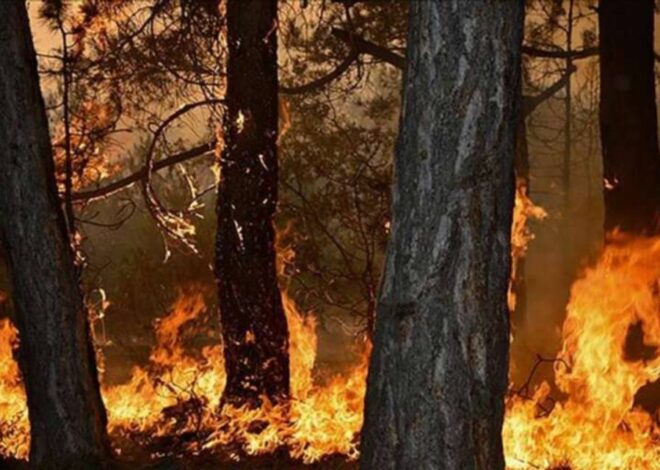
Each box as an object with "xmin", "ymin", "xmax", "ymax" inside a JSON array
[
  {"xmin": 1, "ymin": 1, "xmax": 660, "ymax": 469},
  {"xmin": 1, "ymin": 202, "xmax": 658, "ymax": 468}
]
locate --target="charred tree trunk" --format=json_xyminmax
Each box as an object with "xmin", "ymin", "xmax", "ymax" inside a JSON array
[
  {"xmin": 216, "ymin": 0, "xmax": 290, "ymax": 406},
  {"xmin": 0, "ymin": 3, "xmax": 110, "ymax": 468},
  {"xmin": 599, "ymin": 0, "xmax": 660, "ymax": 234},
  {"xmin": 360, "ymin": 2, "xmax": 524, "ymax": 469}
]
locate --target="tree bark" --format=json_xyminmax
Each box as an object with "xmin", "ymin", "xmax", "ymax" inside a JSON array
[
  {"xmin": 360, "ymin": 1, "xmax": 523, "ymax": 469},
  {"xmin": 0, "ymin": 3, "xmax": 110, "ymax": 468},
  {"xmin": 216, "ymin": 0, "xmax": 290, "ymax": 406},
  {"xmin": 599, "ymin": 0, "xmax": 660, "ymax": 234}
]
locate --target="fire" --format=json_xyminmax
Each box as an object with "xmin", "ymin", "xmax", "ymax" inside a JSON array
[
  {"xmin": 1, "ymin": 204, "xmax": 658, "ymax": 467},
  {"xmin": 0, "ymin": 319, "xmax": 29, "ymax": 460},
  {"xmin": 509, "ymin": 179, "xmax": 547, "ymax": 312},
  {"xmin": 100, "ymin": 285, "xmax": 368, "ymax": 462},
  {"xmin": 504, "ymin": 234, "xmax": 660, "ymax": 469},
  {"xmin": 0, "ymin": 283, "xmax": 368, "ymax": 463}
]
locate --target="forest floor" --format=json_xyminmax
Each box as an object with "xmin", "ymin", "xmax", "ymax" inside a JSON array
[{"xmin": 0, "ymin": 454, "xmax": 358, "ymax": 469}]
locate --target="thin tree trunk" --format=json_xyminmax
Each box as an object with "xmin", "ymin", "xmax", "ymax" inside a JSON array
[
  {"xmin": 599, "ymin": 0, "xmax": 660, "ymax": 234},
  {"xmin": 216, "ymin": 0, "xmax": 290, "ymax": 406},
  {"xmin": 0, "ymin": 3, "xmax": 110, "ymax": 468},
  {"xmin": 360, "ymin": 1, "xmax": 524, "ymax": 469},
  {"xmin": 562, "ymin": 0, "xmax": 574, "ymax": 210}
]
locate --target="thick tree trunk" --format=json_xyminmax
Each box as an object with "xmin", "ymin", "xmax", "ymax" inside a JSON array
[
  {"xmin": 600, "ymin": 0, "xmax": 660, "ymax": 415},
  {"xmin": 360, "ymin": 2, "xmax": 523, "ymax": 469},
  {"xmin": 0, "ymin": 3, "xmax": 110, "ymax": 468},
  {"xmin": 599, "ymin": 0, "xmax": 660, "ymax": 234},
  {"xmin": 216, "ymin": 0, "xmax": 290, "ymax": 406}
]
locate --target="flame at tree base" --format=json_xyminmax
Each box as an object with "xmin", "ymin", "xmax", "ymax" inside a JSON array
[
  {"xmin": 0, "ymin": 234, "xmax": 659, "ymax": 467},
  {"xmin": 0, "ymin": 289, "xmax": 369, "ymax": 464},
  {"xmin": 102, "ymin": 291, "xmax": 369, "ymax": 464}
]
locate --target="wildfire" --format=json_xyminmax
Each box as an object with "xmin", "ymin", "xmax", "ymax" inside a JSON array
[
  {"xmin": 101, "ymin": 287, "xmax": 368, "ymax": 463},
  {"xmin": 1, "ymin": 221, "xmax": 659, "ymax": 468},
  {"xmin": 504, "ymin": 234, "xmax": 660, "ymax": 469},
  {"xmin": 0, "ymin": 319, "xmax": 28, "ymax": 460},
  {"xmin": 0, "ymin": 282, "xmax": 368, "ymax": 463},
  {"xmin": 509, "ymin": 179, "xmax": 547, "ymax": 312}
]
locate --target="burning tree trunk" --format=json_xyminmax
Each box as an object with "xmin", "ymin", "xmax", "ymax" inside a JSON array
[
  {"xmin": 599, "ymin": 0, "xmax": 660, "ymax": 234},
  {"xmin": 0, "ymin": 3, "xmax": 110, "ymax": 468},
  {"xmin": 360, "ymin": 2, "xmax": 523, "ymax": 469},
  {"xmin": 216, "ymin": 0, "xmax": 290, "ymax": 406}
]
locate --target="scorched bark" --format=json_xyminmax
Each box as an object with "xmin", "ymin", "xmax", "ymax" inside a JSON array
[
  {"xmin": 360, "ymin": 1, "xmax": 524, "ymax": 469},
  {"xmin": 216, "ymin": 0, "xmax": 290, "ymax": 406}
]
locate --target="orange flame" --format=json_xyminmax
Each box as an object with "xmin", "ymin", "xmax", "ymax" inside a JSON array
[
  {"xmin": 0, "ymin": 319, "xmax": 29, "ymax": 460},
  {"xmin": 509, "ymin": 180, "xmax": 547, "ymax": 312},
  {"xmin": 1, "ymin": 212, "xmax": 658, "ymax": 468},
  {"xmin": 504, "ymin": 234, "xmax": 660, "ymax": 469}
]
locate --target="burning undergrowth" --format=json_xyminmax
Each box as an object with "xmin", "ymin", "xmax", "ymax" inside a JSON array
[
  {"xmin": 504, "ymin": 234, "xmax": 660, "ymax": 469},
  {"xmin": 1, "ymin": 233, "xmax": 659, "ymax": 468},
  {"xmin": 104, "ymin": 289, "xmax": 368, "ymax": 463},
  {"xmin": 0, "ymin": 285, "xmax": 368, "ymax": 464}
]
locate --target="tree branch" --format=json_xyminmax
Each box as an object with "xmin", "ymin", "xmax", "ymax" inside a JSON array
[
  {"xmin": 280, "ymin": 48, "xmax": 359, "ymax": 94},
  {"xmin": 524, "ymin": 64, "xmax": 577, "ymax": 116},
  {"xmin": 332, "ymin": 27, "xmax": 599, "ymax": 67},
  {"xmin": 72, "ymin": 141, "xmax": 216, "ymax": 202},
  {"xmin": 73, "ymin": 34, "xmax": 586, "ymax": 204},
  {"xmin": 522, "ymin": 45, "xmax": 598, "ymax": 60},
  {"xmin": 331, "ymin": 27, "xmax": 405, "ymax": 69}
]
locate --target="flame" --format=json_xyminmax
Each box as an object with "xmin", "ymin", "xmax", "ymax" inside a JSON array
[
  {"xmin": 100, "ymin": 286, "xmax": 368, "ymax": 462},
  {"xmin": 509, "ymin": 179, "xmax": 547, "ymax": 312},
  {"xmin": 504, "ymin": 234, "xmax": 660, "ymax": 469},
  {"xmin": 0, "ymin": 319, "xmax": 29, "ymax": 460},
  {"xmin": 0, "ymin": 281, "xmax": 368, "ymax": 463},
  {"xmin": 1, "ymin": 199, "xmax": 658, "ymax": 467}
]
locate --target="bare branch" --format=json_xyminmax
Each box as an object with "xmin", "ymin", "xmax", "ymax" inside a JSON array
[
  {"xmin": 72, "ymin": 141, "xmax": 216, "ymax": 202},
  {"xmin": 522, "ymin": 45, "xmax": 598, "ymax": 59},
  {"xmin": 331, "ymin": 27, "xmax": 405, "ymax": 70},
  {"xmin": 280, "ymin": 49, "xmax": 359, "ymax": 94},
  {"xmin": 524, "ymin": 64, "xmax": 577, "ymax": 116}
]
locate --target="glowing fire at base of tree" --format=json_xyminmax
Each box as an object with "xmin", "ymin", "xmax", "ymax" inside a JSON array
[{"xmin": 1, "ymin": 234, "xmax": 659, "ymax": 467}]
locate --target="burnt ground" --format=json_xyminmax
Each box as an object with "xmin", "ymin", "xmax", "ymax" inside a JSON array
[{"xmin": 0, "ymin": 454, "xmax": 358, "ymax": 469}]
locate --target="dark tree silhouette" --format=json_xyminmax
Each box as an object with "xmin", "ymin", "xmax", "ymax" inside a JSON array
[
  {"xmin": 216, "ymin": 0, "xmax": 290, "ymax": 406},
  {"xmin": 0, "ymin": 2, "xmax": 110, "ymax": 468},
  {"xmin": 599, "ymin": 0, "xmax": 660, "ymax": 416},
  {"xmin": 599, "ymin": 0, "xmax": 660, "ymax": 234},
  {"xmin": 360, "ymin": 1, "xmax": 524, "ymax": 469}
]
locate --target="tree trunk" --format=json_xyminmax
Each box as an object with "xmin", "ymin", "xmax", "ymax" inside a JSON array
[
  {"xmin": 599, "ymin": 0, "xmax": 660, "ymax": 234},
  {"xmin": 216, "ymin": 0, "xmax": 290, "ymax": 406},
  {"xmin": 360, "ymin": 2, "xmax": 523, "ymax": 469},
  {"xmin": 600, "ymin": 0, "xmax": 660, "ymax": 416},
  {"xmin": 0, "ymin": 3, "xmax": 110, "ymax": 468},
  {"xmin": 562, "ymin": 0, "xmax": 574, "ymax": 210}
]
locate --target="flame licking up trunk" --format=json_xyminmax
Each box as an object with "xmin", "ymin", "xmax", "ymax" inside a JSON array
[{"xmin": 0, "ymin": 205, "xmax": 659, "ymax": 467}]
